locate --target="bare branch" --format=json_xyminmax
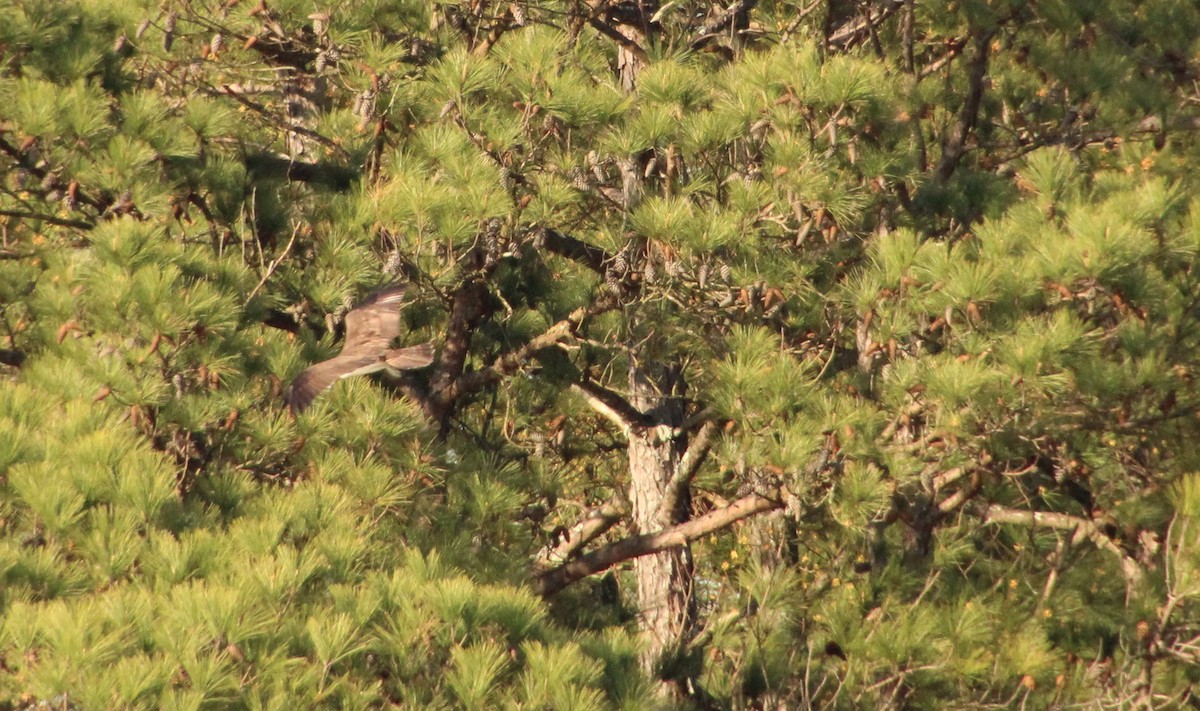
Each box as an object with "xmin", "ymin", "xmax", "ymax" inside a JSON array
[
  {"xmin": 246, "ymin": 221, "xmax": 300, "ymax": 302},
  {"xmin": 533, "ymin": 495, "xmax": 628, "ymax": 572},
  {"xmin": 981, "ymin": 504, "xmax": 1143, "ymax": 585},
  {"xmin": 935, "ymin": 470, "xmax": 981, "ymax": 514},
  {"xmin": 0, "ymin": 349, "xmax": 25, "ymax": 367},
  {"xmin": 573, "ymin": 379, "xmax": 651, "ymax": 437},
  {"xmin": 456, "ymin": 294, "xmax": 618, "ymax": 397},
  {"xmin": 917, "ymin": 39, "xmax": 966, "ymax": 80},
  {"xmin": 538, "ymin": 228, "xmax": 611, "ymax": 274},
  {"xmin": 587, "ymin": 17, "xmax": 648, "ymax": 64},
  {"xmin": 0, "ymin": 209, "xmax": 94, "ymax": 230},
  {"xmin": 535, "ymin": 492, "xmax": 783, "ymax": 596},
  {"xmin": 827, "ymin": 0, "xmax": 905, "ymax": 51},
  {"xmin": 690, "ymin": 0, "xmax": 759, "ymax": 50},
  {"xmin": 933, "ymin": 29, "xmax": 995, "ymax": 184},
  {"xmin": 427, "ymin": 278, "xmax": 493, "ymax": 427},
  {"xmin": 655, "ymin": 420, "xmax": 719, "ymax": 521}
]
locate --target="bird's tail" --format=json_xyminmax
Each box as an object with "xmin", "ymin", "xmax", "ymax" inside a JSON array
[{"xmin": 386, "ymin": 343, "xmax": 435, "ymax": 370}]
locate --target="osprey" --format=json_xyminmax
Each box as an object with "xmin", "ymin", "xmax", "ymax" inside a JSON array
[{"xmin": 284, "ymin": 285, "xmax": 435, "ymax": 412}]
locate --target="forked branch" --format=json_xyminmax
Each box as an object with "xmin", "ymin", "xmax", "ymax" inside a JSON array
[{"xmin": 534, "ymin": 492, "xmax": 783, "ymax": 596}]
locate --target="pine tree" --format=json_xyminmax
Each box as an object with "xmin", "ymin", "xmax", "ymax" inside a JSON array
[{"xmin": 2, "ymin": 0, "xmax": 1200, "ymax": 708}]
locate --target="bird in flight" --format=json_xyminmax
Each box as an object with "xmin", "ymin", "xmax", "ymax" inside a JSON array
[{"xmin": 284, "ymin": 284, "xmax": 435, "ymax": 412}]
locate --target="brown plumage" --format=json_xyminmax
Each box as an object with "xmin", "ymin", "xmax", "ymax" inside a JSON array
[{"xmin": 284, "ymin": 285, "xmax": 435, "ymax": 412}]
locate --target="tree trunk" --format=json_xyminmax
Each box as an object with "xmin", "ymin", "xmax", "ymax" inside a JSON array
[{"xmin": 627, "ymin": 355, "xmax": 696, "ymax": 682}]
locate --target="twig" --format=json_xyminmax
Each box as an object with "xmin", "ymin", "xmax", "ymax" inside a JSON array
[{"xmin": 246, "ymin": 221, "xmax": 300, "ymax": 302}]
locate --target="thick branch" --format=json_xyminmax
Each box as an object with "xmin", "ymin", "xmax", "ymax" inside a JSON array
[
  {"xmin": 933, "ymin": 29, "xmax": 995, "ymax": 184},
  {"xmin": 573, "ymin": 379, "xmax": 652, "ymax": 437},
  {"xmin": 655, "ymin": 420, "xmax": 719, "ymax": 521},
  {"xmin": 690, "ymin": 0, "xmax": 759, "ymax": 49},
  {"xmin": 827, "ymin": 0, "xmax": 905, "ymax": 51},
  {"xmin": 587, "ymin": 18, "xmax": 649, "ymax": 64},
  {"xmin": 427, "ymin": 278, "xmax": 493, "ymax": 427},
  {"xmin": 243, "ymin": 154, "xmax": 358, "ymax": 190},
  {"xmin": 539, "ymin": 228, "xmax": 611, "ymax": 274},
  {"xmin": 533, "ymin": 495, "xmax": 628, "ymax": 572},
  {"xmin": 0, "ymin": 209, "xmax": 94, "ymax": 230},
  {"xmin": 981, "ymin": 504, "xmax": 1143, "ymax": 584},
  {"xmin": 0, "ymin": 349, "xmax": 25, "ymax": 367},
  {"xmin": 535, "ymin": 492, "xmax": 783, "ymax": 596},
  {"xmin": 217, "ymin": 86, "xmax": 348, "ymax": 158},
  {"xmin": 455, "ymin": 294, "xmax": 618, "ymax": 397}
]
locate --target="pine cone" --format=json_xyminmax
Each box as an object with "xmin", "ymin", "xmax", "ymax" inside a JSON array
[
  {"xmin": 509, "ymin": 3, "xmax": 527, "ymax": 26},
  {"xmin": 309, "ymin": 12, "xmax": 330, "ymax": 36}
]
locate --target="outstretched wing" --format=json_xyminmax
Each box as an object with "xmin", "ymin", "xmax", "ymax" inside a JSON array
[
  {"xmin": 385, "ymin": 343, "xmax": 435, "ymax": 371},
  {"xmin": 342, "ymin": 285, "xmax": 407, "ymax": 354},
  {"xmin": 284, "ymin": 354, "xmax": 387, "ymax": 412},
  {"xmin": 285, "ymin": 284, "xmax": 434, "ymax": 413}
]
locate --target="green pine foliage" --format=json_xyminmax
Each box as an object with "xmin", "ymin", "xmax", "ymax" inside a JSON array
[{"xmin": 3, "ymin": 0, "xmax": 1200, "ymax": 707}]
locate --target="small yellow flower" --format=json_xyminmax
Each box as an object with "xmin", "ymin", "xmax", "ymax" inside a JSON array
[
  {"xmin": 831, "ymin": 577, "xmax": 841, "ymax": 587},
  {"xmin": 1042, "ymin": 608, "xmax": 1053, "ymax": 618},
  {"xmin": 1009, "ymin": 579, "xmax": 1018, "ymax": 589}
]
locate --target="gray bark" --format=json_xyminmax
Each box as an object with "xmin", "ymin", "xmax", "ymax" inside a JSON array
[{"xmin": 627, "ymin": 354, "xmax": 696, "ymax": 679}]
